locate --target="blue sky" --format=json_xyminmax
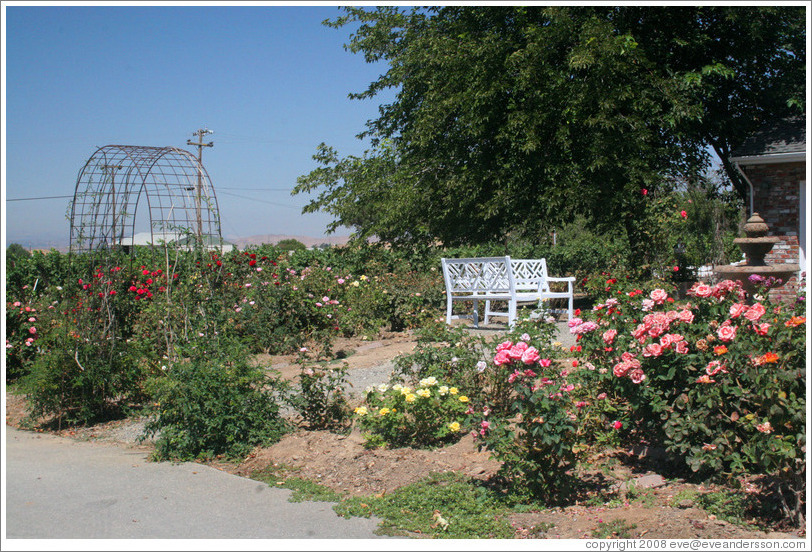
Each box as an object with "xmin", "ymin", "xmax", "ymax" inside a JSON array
[{"xmin": 3, "ymin": 3, "xmax": 398, "ymax": 248}]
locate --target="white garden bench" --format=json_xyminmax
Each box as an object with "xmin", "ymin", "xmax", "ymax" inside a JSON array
[{"xmin": 441, "ymin": 256, "xmax": 575, "ymax": 328}]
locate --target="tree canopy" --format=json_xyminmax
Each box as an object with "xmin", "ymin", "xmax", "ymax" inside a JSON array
[{"xmin": 294, "ymin": 6, "xmax": 805, "ymax": 249}]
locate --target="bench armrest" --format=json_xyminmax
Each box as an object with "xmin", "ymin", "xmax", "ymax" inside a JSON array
[{"xmin": 546, "ymin": 276, "xmax": 576, "ymax": 283}]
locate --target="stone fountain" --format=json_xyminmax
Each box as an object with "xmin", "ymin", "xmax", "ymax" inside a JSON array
[{"xmin": 714, "ymin": 213, "xmax": 800, "ymax": 300}]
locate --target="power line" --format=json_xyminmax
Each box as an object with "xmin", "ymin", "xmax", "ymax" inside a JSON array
[
  {"xmin": 217, "ymin": 190, "xmax": 301, "ymax": 209},
  {"xmin": 7, "ymin": 195, "xmax": 74, "ymax": 202},
  {"xmin": 217, "ymin": 186, "xmax": 294, "ymax": 191}
]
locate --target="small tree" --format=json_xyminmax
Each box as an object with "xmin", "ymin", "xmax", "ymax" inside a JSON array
[{"xmin": 276, "ymin": 238, "xmax": 307, "ymax": 251}]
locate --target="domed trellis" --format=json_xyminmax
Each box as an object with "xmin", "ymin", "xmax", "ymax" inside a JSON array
[{"xmin": 69, "ymin": 145, "xmax": 223, "ymax": 254}]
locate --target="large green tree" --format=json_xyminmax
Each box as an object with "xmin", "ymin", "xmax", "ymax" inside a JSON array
[{"xmin": 294, "ymin": 6, "xmax": 805, "ymax": 250}]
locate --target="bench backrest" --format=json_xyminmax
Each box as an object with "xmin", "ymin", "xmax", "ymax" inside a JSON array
[
  {"xmin": 511, "ymin": 259, "xmax": 551, "ymax": 292},
  {"xmin": 441, "ymin": 256, "xmax": 516, "ymax": 296}
]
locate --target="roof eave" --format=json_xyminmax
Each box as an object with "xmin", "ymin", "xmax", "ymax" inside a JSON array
[{"xmin": 729, "ymin": 152, "xmax": 806, "ymax": 166}]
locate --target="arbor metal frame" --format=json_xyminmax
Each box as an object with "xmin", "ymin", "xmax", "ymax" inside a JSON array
[{"xmin": 69, "ymin": 145, "xmax": 222, "ymax": 254}]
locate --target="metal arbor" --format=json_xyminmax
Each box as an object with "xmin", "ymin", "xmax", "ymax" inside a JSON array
[{"xmin": 69, "ymin": 145, "xmax": 222, "ymax": 254}]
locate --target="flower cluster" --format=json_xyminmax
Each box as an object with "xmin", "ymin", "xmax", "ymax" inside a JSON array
[
  {"xmin": 354, "ymin": 376, "xmax": 469, "ymax": 448},
  {"xmin": 574, "ymin": 276, "xmax": 805, "ymax": 481}
]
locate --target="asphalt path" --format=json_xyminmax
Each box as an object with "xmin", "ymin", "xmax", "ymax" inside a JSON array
[{"xmin": 4, "ymin": 426, "xmax": 391, "ymax": 541}]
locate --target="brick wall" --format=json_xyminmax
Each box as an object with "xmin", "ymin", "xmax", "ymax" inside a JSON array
[{"xmin": 741, "ymin": 161, "xmax": 806, "ymax": 303}]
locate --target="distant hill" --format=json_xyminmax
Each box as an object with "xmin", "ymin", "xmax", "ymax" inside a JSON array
[
  {"xmin": 224, "ymin": 234, "xmax": 353, "ymax": 249},
  {"xmin": 7, "ymin": 234, "xmax": 353, "ymax": 253}
]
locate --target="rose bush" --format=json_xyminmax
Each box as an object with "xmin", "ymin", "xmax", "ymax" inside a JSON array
[
  {"xmin": 354, "ymin": 377, "xmax": 470, "ymax": 448},
  {"xmin": 574, "ymin": 277, "xmax": 806, "ymax": 523},
  {"xmin": 466, "ymin": 334, "xmax": 584, "ymax": 502}
]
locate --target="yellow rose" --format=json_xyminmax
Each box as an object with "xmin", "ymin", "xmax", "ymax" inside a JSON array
[
  {"xmin": 378, "ymin": 407, "xmax": 390, "ymax": 416},
  {"xmin": 449, "ymin": 387, "xmax": 459, "ymax": 395},
  {"xmin": 458, "ymin": 396, "xmax": 469, "ymax": 403},
  {"xmin": 438, "ymin": 386, "xmax": 449, "ymax": 396},
  {"xmin": 354, "ymin": 406, "xmax": 368, "ymax": 416},
  {"xmin": 400, "ymin": 386, "xmax": 412, "ymax": 395},
  {"xmin": 417, "ymin": 389, "xmax": 431, "ymax": 398},
  {"xmin": 448, "ymin": 421, "xmax": 461, "ymax": 432},
  {"xmin": 405, "ymin": 394, "xmax": 416, "ymax": 403}
]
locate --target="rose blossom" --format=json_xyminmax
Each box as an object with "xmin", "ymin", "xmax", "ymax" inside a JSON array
[
  {"xmin": 752, "ymin": 323, "xmax": 770, "ymax": 336},
  {"xmin": 493, "ymin": 350, "xmax": 512, "ymax": 366},
  {"xmin": 629, "ymin": 369, "xmax": 646, "ymax": 384},
  {"xmin": 744, "ymin": 302, "xmax": 766, "ymax": 322},
  {"xmin": 508, "ymin": 341, "xmax": 529, "ymax": 359},
  {"xmin": 650, "ymin": 288, "xmax": 668, "ymax": 304},
  {"xmin": 521, "ymin": 346, "xmax": 541, "ymax": 365},
  {"xmin": 717, "ymin": 324, "xmax": 737, "ymax": 342},
  {"xmin": 675, "ymin": 341, "xmax": 689, "ymax": 354},
  {"xmin": 496, "ymin": 340, "xmax": 513, "ymax": 352},
  {"xmin": 756, "ymin": 421, "xmax": 773, "ymax": 434},
  {"xmin": 677, "ymin": 309, "xmax": 695, "ymax": 324},
  {"xmin": 642, "ymin": 343, "xmax": 663, "ymax": 358},
  {"xmin": 602, "ymin": 329, "xmax": 617, "ymax": 345},
  {"xmin": 729, "ymin": 303, "xmax": 747, "ymax": 319},
  {"xmin": 691, "ymin": 283, "xmax": 713, "ymax": 298},
  {"xmin": 613, "ymin": 361, "xmax": 631, "ymax": 378}
]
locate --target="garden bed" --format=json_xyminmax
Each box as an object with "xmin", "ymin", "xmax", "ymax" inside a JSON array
[{"xmin": 4, "ymin": 330, "xmax": 803, "ymax": 540}]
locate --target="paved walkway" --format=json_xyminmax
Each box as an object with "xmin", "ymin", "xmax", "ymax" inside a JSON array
[{"xmin": 4, "ymin": 427, "xmax": 390, "ymax": 540}]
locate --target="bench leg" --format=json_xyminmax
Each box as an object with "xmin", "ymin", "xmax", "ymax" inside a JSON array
[
  {"xmin": 483, "ymin": 300, "xmax": 490, "ymax": 325},
  {"xmin": 508, "ymin": 299, "xmax": 517, "ymax": 328},
  {"xmin": 472, "ymin": 299, "xmax": 479, "ymax": 328},
  {"xmin": 446, "ymin": 297, "xmax": 453, "ymax": 325},
  {"xmin": 567, "ymin": 294, "xmax": 574, "ymax": 322}
]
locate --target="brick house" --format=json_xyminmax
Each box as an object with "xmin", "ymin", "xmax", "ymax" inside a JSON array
[{"xmin": 729, "ymin": 116, "xmax": 807, "ymax": 302}]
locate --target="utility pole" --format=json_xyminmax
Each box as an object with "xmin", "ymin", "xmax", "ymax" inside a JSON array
[{"xmin": 187, "ymin": 128, "xmax": 214, "ymax": 244}]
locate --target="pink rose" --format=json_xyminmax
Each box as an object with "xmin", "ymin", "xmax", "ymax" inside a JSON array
[
  {"xmin": 493, "ymin": 350, "xmax": 512, "ymax": 366},
  {"xmin": 603, "ymin": 329, "xmax": 617, "ymax": 345},
  {"xmin": 539, "ymin": 358, "xmax": 552, "ymax": 368},
  {"xmin": 612, "ymin": 421, "xmax": 623, "ymax": 430},
  {"xmin": 28, "ymin": 327, "xmax": 37, "ymax": 334},
  {"xmin": 521, "ymin": 346, "xmax": 540, "ymax": 365},
  {"xmin": 650, "ymin": 288, "xmax": 668, "ymax": 304},
  {"xmin": 705, "ymin": 360, "xmax": 727, "ymax": 376},
  {"xmin": 752, "ymin": 323, "xmax": 770, "ymax": 336},
  {"xmin": 729, "ymin": 303, "xmax": 747, "ymax": 319},
  {"xmin": 642, "ymin": 343, "xmax": 663, "ymax": 358},
  {"xmin": 677, "ymin": 309, "xmax": 695, "ymax": 324},
  {"xmin": 717, "ymin": 324, "xmax": 737, "ymax": 343},
  {"xmin": 613, "ymin": 361, "xmax": 631, "ymax": 378},
  {"xmin": 629, "ymin": 369, "xmax": 646, "ymax": 384},
  {"xmin": 675, "ymin": 341, "xmax": 689, "ymax": 354},
  {"xmin": 744, "ymin": 302, "xmax": 766, "ymax": 322},
  {"xmin": 496, "ymin": 340, "xmax": 513, "ymax": 353},
  {"xmin": 509, "ymin": 341, "xmax": 529, "ymax": 359},
  {"xmin": 691, "ymin": 283, "xmax": 713, "ymax": 298}
]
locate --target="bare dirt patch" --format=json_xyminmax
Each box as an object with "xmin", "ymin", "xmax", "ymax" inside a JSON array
[{"xmin": 4, "ymin": 330, "xmax": 803, "ymax": 540}]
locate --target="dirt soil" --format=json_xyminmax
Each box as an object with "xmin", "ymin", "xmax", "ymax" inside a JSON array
[{"xmin": 4, "ymin": 330, "xmax": 804, "ymax": 540}]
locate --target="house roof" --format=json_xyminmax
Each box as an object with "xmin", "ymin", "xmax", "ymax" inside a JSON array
[{"xmin": 730, "ymin": 115, "xmax": 806, "ymax": 160}]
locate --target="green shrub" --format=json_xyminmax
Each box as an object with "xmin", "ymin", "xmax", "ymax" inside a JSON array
[
  {"xmin": 354, "ymin": 376, "xmax": 470, "ymax": 448},
  {"xmin": 288, "ymin": 353, "xmax": 352, "ymax": 431},
  {"xmin": 20, "ymin": 322, "xmax": 146, "ymax": 427},
  {"xmin": 143, "ymin": 338, "xmax": 291, "ymax": 461}
]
